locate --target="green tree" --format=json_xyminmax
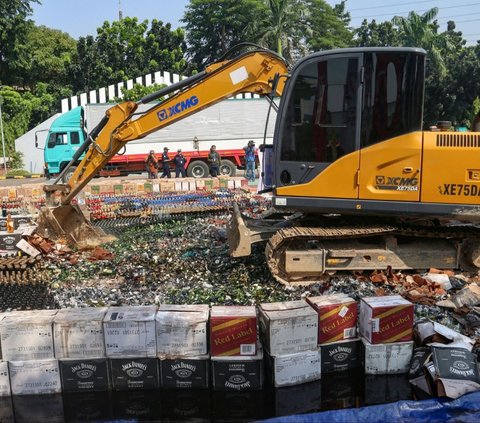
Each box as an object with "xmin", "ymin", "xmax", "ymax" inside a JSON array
[
  {"xmin": 305, "ymin": 0, "xmax": 353, "ymax": 51},
  {"xmin": 114, "ymin": 83, "xmax": 166, "ymax": 102},
  {"xmin": 12, "ymin": 24, "xmax": 76, "ymax": 90},
  {"xmin": 72, "ymin": 17, "xmax": 188, "ymax": 93},
  {"xmin": 392, "ymin": 8, "xmax": 450, "ymax": 76},
  {"xmin": 0, "ymin": 0, "xmax": 39, "ymax": 85},
  {"xmin": 354, "ymin": 19, "xmax": 400, "ymax": 47},
  {"xmin": 182, "ymin": 0, "xmax": 267, "ymax": 69}
]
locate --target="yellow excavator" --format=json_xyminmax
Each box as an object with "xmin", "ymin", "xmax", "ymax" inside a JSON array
[{"xmin": 41, "ymin": 44, "xmax": 480, "ymax": 285}]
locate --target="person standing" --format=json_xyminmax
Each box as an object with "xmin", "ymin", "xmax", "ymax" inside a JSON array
[
  {"xmin": 208, "ymin": 145, "xmax": 221, "ymax": 177},
  {"xmin": 144, "ymin": 150, "xmax": 158, "ymax": 179},
  {"xmin": 174, "ymin": 149, "xmax": 187, "ymax": 178},
  {"xmin": 243, "ymin": 140, "xmax": 256, "ymax": 182},
  {"xmin": 161, "ymin": 147, "xmax": 171, "ymax": 178}
]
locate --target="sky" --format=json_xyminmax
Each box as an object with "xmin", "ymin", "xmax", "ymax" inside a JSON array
[{"xmin": 31, "ymin": 0, "xmax": 480, "ymax": 45}]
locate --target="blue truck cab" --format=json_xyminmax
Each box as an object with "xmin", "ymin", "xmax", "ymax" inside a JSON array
[{"xmin": 42, "ymin": 107, "xmax": 86, "ymax": 178}]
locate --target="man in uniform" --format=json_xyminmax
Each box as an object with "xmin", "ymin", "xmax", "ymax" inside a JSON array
[
  {"xmin": 174, "ymin": 149, "xmax": 187, "ymax": 178},
  {"xmin": 161, "ymin": 147, "xmax": 171, "ymax": 178},
  {"xmin": 208, "ymin": 145, "xmax": 221, "ymax": 177}
]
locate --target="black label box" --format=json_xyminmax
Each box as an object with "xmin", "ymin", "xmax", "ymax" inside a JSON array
[
  {"xmin": 320, "ymin": 338, "xmax": 361, "ymax": 373},
  {"xmin": 60, "ymin": 358, "xmax": 110, "ymax": 392},
  {"xmin": 211, "ymin": 348, "xmax": 264, "ymax": 391},
  {"xmin": 159, "ymin": 355, "xmax": 209, "ymax": 389},
  {"xmin": 110, "ymin": 358, "xmax": 159, "ymax": 390}
]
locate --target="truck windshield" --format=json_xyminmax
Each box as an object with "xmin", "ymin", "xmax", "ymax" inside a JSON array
[{"xmin": 47, "ymin": 132, "xmax": 68, "ymax": 148}]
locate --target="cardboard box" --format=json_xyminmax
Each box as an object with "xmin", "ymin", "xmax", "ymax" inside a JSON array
[
  {"xmin": 211, "ymin": 348, "xmax": 264, "ymax": 391},
  {"xmin": 156, "ymin": 304, "xmax": 209, "ymax": 356},
  {"xmin": 210, "ymin": 306, "xmax": 257, "ymax": 357},
  {"xmin": 274, "ymin": 380, "xmax": 322, "ymax": 417},
  {"xmin": 359, "ymin": 295, "xmax": 414, "ymax": 344},
  {"xmin": 0, "ymin": 232, "xmax": 23, "ymax": 254},
  {"xmin": 16, "ymin": 238, "xmax": 40, "ymax": 257},
  {"xmin": 362, "ymin": 337, "xmax": 413, "ymax": 374},
  {"xmin": 306, "ymin": 294, "xmax": 357, "ymax": 344},
  {"xmin": 9, "ymin": 359, "xmax": 61, "ymax": 395},
  {"xmin": 159, "ymin": 354, "xmax": 210, "ymax": 389},
  {"xmin": 433, "ymin": 347, "xmax": 480, "ymax": 398},
  {"xmin": 0, "ymin": 397, "xmax": 13, "ymax": 423},
  {"xmin": 258, "ymin": 300, "xmax": 317, "ymax": 355},
  {"xmin": 103, "ymin": 306, "xmax": 157, "ymax": 358},
  {"xmin": 0, "ymin": 362, "xmax": 10, "ymax": 397},
  {"xmin": 409, "ymin": 347, "xmax": 435, "ymax": 396},
  {"xmin": 12, "ymin": 394, "xmax": 64, "ymax": 423},
  {"xmin": 0, "ymin": 310, "xmax": 57, "ymax": 361},
  {"xmin": 319, "ymin": 338, "xmax": 362, "ymax": 373},
  {"xmin": 364, "ymin": 374, "xmax": 412, "ymax": 405},
  {"xmin": 160, "ymin": 180, "xmax": 175, "ymax": 192},
  {"xmin": 110, "ymin": 357, "xmax": 159, "ymax": 390},
  {"xmin": 63, "ymin": 391, "xmax": 111, "ymax": 422},
  {"xmin": 268, "ymin": 349, "xmax": 321, "ymax": 387},
  {"xmin": 59, "ymin": 358, "xmax": 110, "ymax": 392},
  {"xmin": 54, "ymin": 307, "xmax": 108, "ymax": 359}
]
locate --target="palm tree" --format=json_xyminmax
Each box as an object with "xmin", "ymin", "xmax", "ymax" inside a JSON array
[{"xmin": 392, "ymin": 7, "xmax": 450, "ymax": 76}]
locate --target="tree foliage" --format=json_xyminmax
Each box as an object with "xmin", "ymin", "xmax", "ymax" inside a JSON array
[{"xmin": 182, "ymin": 0, "xmax": 267, "ymax": 69}]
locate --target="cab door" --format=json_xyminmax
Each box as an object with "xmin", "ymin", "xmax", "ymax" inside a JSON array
[
  {"xmin": 274, "ymin": 53, "xmax": 362, "ymax": 200},
  {"xmin": 357, "ymin": 52, "xmax": 425, "ymax": 202}
]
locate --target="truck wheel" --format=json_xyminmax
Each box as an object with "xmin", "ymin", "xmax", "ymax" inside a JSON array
[
  {"xmin": 187, "ymin": 161, "xmax": 209, "ymax": 178},
  {"xmin": 62, "ymin": 167, "xmax": 76, "ymax": 183},
  {"xmin": 220, "ymin": 160, "xmax": 236, "ymax": 176}
]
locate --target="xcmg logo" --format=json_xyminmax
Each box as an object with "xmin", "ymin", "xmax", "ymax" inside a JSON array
[
  {"xmin": 157, "ymin": 96, "xmax": 199, "ymax": 121},
  {"xmin": 375, "ymin": 175, "xmax": 419, "ymax": 191}
]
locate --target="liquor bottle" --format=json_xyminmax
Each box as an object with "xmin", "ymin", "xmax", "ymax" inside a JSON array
[{"xmin": 6, "ymin": 213, "xmax": 14, "ymax": 233}]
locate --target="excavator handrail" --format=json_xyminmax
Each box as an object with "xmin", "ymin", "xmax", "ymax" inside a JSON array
[{"xmin": 45, "ymin": 47, "xmax": 289, "ymax": 205}]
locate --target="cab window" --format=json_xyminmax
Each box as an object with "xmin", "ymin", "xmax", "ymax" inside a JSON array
[
  {"xmin": 47, "ymin": 132, "xmax": 68, "ymax": 148},
  {"xmin": 70, "ymin": 132, "xmax": 80, "ymax": 145},
  {"xmin": 280, "ymin": 56, "xmax": 359, "ymax": 163}
]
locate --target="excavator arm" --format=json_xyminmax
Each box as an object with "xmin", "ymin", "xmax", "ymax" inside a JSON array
[
  {"xmin": 45, "ymin": 48, "xmax": 288, "ymax": 205},
  {"xmin": 39, "ymin": 47, "xmax": 288, "ymax": 246}
]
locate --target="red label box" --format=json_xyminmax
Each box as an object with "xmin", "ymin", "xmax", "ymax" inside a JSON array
[
  {"xmin": 210, "ymin": 306, "xmax": 257, "ymax": 356},
  {"xmin": 360, "ymin": 296, "xmax": 414, "ymax": 344},
  {"xmin": 307, "ymin": 295, "xmax": 357, "ymax": 344}
]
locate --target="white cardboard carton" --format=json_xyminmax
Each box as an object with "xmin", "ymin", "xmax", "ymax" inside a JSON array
[
  {"xmin": 269, "ymin": 349, "xmax": 321, "ymax": 387},
  {"xmin": 362, "ymin": 337, "xmax": 413, "ymax": 374},
  {"xmin": 9, "ymin": 359, "xmax": 61, "ymax": 395},
  {"xmin": 0, "ymin": 362, "xmax": 10, "ymax": 396},
  {"xmin": 54, "ymin": 307, "xmax": 108, "ymax": 359},
  {"xmin": 103, "ymin": 306, "xmax": 157, "ymax": 358},
  {"xmin": 258, "ymin": 300, "xmax": 318, "ymax": 355},
  {"xmin": 0, "ymin": 310, "xmax": 57, "ymax": 361},
  {"xmin": 156, "ymin": 304, "xmax": 209, "ymax": 356}
]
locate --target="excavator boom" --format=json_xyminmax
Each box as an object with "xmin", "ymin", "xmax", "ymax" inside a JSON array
[{"xmin": 40, "ymin": 47, "xmax": 288, "ymax": 245}]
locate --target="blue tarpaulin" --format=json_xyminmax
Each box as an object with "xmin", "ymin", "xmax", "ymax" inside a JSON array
[{"xmin": 259, "ymin": 391, "xmax": 480, "ymax": 423}]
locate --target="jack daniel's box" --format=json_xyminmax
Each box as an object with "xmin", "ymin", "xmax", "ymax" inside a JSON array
[
  {"xmin": 433, "ymin": 347, "xmax": 480, "ymax": 398},
  {"xmin": 159, "ymin": 354, "xmax": 209, "ymax": 389},
  {"xmin": 0, "ymin": 231, "xmax": 22, "ymax": 254},
  {"xmin": 211, "ymin": 347, "xmax": 264, "ymax": 391},
  {"xmin": 409, "ymin": 347, "xmax": 435, "ymax": 396},
  {"xmin": 59, "ymin": 358, "xmax": 110, "ymax": 392},
  {"xmin": 110, "ymin": 357, "xmax": 159, "ymax": 390},
  {"xmin": 306, "ymin": 294, "xmax": 357, "ymax": 344},
  {"xmin": 319, "ymin": 338, "xmax": 361, "ymax": 373}
]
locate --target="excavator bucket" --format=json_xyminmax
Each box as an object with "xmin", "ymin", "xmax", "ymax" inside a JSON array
[
  {"xmin": 227, "ymin": 202, "xmax": 295, "ymax": 257},
  {"xmin": 36, "ymin": 205, "xmax": 115, "ymax": 249}
]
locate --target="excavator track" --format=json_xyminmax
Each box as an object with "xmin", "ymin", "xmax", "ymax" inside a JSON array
[{"xmin": 265, "ymin": 220, "xmax": 480, "ymax": 286}]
